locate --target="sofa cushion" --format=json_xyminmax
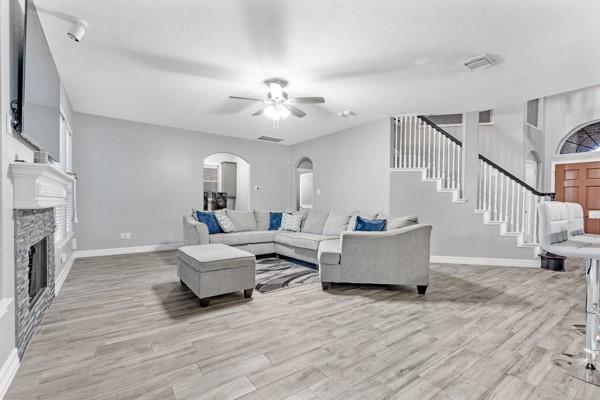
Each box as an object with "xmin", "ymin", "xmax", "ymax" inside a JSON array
[
  {"xmin": 254, "ymin": 210, "xmax": 270, "ymax": 231},
  {"xmin": 386, "ymin": 215, "xmax": 418, "ymax": 231},
  {"xmin": 355, "ymin": 216, "xmax": 386, "ymax": 231},
  {"xmin": 269, "ymin": 212, "xmax": 283, "ymax": 230},
  {"xmin": 301, "ymin": 210, "xmax": 328, "ymax": 234},
  {"xmin": 318, "ymin": 239, "xmax": 341, "ymax": 265},
  {"xmin": 215, "ymin": 213, "xmax": 237, "ymax": 233},
  {"xmin": 209, "ymin": 231, "xmax": 277, "ymax": 246},
  {"xmin": 226, "ymin": 211, "xmax": 257, "ymax": 232},
  {"xmin": 347, "ymin": 212, "xmax": 377, "ymax": 231},
  {"xmin": 281, "ymin": 213, "xmax": 302, "ymax": 232},
  {"xmin": 195, "ymin": 211, "xmax": 222, "ymax": 234},
  {"xmin": 322, "ymin": 212, "xmax": 351, "ymax": 235},
  {"xmin": 275, "ymin": 232, "xmax": 336, "ymax": 251},
  {"xmin": 177, "ymin": 244, "xmax": 255, "ymax": 272}
]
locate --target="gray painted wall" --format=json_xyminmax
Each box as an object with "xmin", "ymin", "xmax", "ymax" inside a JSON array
[
  {"xmin": 73, "ymin": 112, "xmax": 292, "ymax": 251},
  {"xmin": 443, "ymin": 104, "xmax": 534, "ymax": 181},
  {"xmin": 390, "ymin": 171, "xmax": 535, "ymax": 260},
  {"xmin": 291, "ymin": 118, "xmax": 390, "ymax": 216}
]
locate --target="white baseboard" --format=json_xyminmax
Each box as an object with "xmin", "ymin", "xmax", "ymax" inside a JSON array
[
  {"xmin": 54, "ymin": 254, "xmax": 75, "ymax": 296},
  {"xmin": 74, "ymin": 243, "xmax": 182, "ymax": 259},
  {"xmin": 431, "ymin": 255, "xmax": 540, "ymax": 268},
  {"xmin": 0, "ymin": 348, "xmax": 19, "ymax": 400}
]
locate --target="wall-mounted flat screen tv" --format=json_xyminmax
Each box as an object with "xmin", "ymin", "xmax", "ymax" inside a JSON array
[{"xmin": 15, "ymin": 0, "xmax": 61, "ymax": 161}]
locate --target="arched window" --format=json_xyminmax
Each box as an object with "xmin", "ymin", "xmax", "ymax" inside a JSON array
[{"xmin": 560, "ymin": 121, "xmax": 600, "ymax": 154}]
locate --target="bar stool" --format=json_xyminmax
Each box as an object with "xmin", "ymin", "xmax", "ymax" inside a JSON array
[
  {"xmin": 565, "ymin": 202, "xmax": 600, "ymax": 244},
  {"xmin": 538, "ymin": 201, "xmax": 600, "ymax": 385}
]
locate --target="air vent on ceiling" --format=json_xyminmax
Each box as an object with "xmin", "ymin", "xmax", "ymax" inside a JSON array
[
  {"xmin": 257, "ymin": 135, "xmax": 284, "ymax": 143},
  {"xmin": 463, "ymin": 54, "xmax": 495, "ymax": 71}
]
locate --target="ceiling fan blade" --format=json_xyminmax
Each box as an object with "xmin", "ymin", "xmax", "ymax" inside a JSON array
[
  {"xmin": 251, "ymin": 107, "xmax": 267, "ymax": 116},
  {"xmin": 286, "ymin": 105, "xmax": 307, "ymax": 118},
  {"xmin": 229, "ymin": 96, "xmax": 264, "ymax": 102},
  {"xmin": 288, "ymin": 97, "xmax": 325, "ymax": 104}
]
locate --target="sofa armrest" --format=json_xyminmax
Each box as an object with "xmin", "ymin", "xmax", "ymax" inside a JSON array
[
  {"xmin": 182, "ymin": 215, "xmax": 210, "ymax": 245},
  {"xmin": 337, "ymin": 224, "xmax": 432, "ymax": 285}
]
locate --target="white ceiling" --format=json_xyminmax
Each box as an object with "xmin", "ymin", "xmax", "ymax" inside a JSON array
[{"xmin": 36, "ymin": 0, "xmax": 600, "ymax": 145}]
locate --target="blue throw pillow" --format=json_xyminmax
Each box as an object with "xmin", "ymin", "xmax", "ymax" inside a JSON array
[
  {"xmin": 269, "ymin": 212, "xmax": 283, "ymax": 230},
  {"xmin": 196, "ymin": 211, "xmax": 222, "ymax": 234},
  {"xmin": 355, "ymin": 216, "xmax": 386, "ymax": 232}
]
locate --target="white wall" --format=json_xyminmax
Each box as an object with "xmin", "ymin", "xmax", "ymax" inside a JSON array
[
  {"xmin": 291, "ymin": 119, "xmax": 390, "ymax": 215},
  {"xmin": 203, "ymin": 152, "xmax": 251, "ymax": 210},
  {"xmin": 0, "ymin": 0, "xmax": 28, "ymax": 391},
  {"xmin": 73, "ymin": 112, "xmax": 292, "ymax": 251},
  {"xmin": 0, "ymin": 1, "xmax": 76, "ymax": 391}
]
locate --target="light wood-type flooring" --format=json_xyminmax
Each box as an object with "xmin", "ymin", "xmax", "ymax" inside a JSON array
[{"xmin": 5, "ymin": 252, "xmax": 599, "ymax": 399}]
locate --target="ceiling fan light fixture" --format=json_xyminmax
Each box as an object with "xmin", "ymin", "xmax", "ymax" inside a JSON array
[
  {"xmin": 269, "ymin": 82, "xmax": 283, "ymax": 100},
  {"xmin": 264, "ymin": 104, "xmax": 290, "ymax": 121}
]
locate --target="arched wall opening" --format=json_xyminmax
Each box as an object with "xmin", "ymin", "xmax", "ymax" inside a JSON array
[
  {"xmin": 203, "ymin": 153, "xmax": 251, "ymax": 211},
  {"xmin": 524, "ymin": 150, "xmax": 541, "ymax": 190},
  {"xmin": 295, "ymin": 157, "xmax": 314, "ymax": 211}
]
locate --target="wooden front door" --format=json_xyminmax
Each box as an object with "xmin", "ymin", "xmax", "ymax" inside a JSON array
[{"xmin": 555, "ymin": 161, "xmax": 600, "ymax": 234}]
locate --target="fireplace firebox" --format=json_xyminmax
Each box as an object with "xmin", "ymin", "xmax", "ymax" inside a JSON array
[{"xmin": 28, "ymin": 237, "xmax": 48, "ymax": 307}]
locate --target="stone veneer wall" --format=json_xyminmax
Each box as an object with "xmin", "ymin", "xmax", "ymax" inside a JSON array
[{"xmin": 14, "ymin": 208, "xmax": 56, "ymax": 359}]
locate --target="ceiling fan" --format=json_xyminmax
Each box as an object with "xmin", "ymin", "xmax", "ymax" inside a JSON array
[{"xmin": 229, "ymin": 78, "xmax": 325, "ymax": 121}]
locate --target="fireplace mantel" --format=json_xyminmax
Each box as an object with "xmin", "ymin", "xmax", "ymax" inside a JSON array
[{"xmin": 9, "ymin": 162, "xmax": 75, "ymax": 209}]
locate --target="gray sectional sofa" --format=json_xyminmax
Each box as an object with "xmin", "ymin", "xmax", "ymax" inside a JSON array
[{"xmin": 182, "ymin": 209, "xmax": 432, "ymax": 292}]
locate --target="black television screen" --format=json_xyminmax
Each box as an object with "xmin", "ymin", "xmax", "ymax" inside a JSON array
[{"xmin": 18, "ymin": 0, "xmax": 61, "ymax": 160}]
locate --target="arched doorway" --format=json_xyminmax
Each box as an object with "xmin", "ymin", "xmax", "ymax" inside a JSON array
[
  {"xmin": 296, "ymin": 157, "xmax": 314, "ymax": 210},
  {"xmin": 524, "ymin": 151, "xmax": 541, "ymax": 190},
  {"xmin": 203, "ymin": 153, "xmax": 251, "ymax": 211}
]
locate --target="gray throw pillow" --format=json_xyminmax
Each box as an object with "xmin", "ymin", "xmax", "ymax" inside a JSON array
[
  {"xmin": 347, "ymin": 211, "xmax": 378, "ymax": 231},
  {"xmin": 254, "ymin": 210, "xmax": 270, "ymax": 231},
  {"xmin": 386, "ymin": 215, "xmax": 418, "ymax": 231},
  {"xmin": 226, "ymin": 210, "xmax": 257, "ymax": 232},
  {"xmin": 322, "ymin": 212, "xmax": 351, "ymax": 235},
  {"xmin": 301, "ymin": 210, "xmax": 328, "ymax": 234}
]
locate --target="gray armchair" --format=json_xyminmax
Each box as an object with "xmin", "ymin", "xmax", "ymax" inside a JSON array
[{"xmin": 318, "ymin": 224, "xmax": 432, "ymax": 294}]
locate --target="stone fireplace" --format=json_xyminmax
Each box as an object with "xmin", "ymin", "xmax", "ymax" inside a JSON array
[
  {"xmin": 14, "ymin": 208, "xmax": 56, "ymax": 359},
  {"xmin": 10, "ymin": 161, "xmax": 74, "ymax": 359}
]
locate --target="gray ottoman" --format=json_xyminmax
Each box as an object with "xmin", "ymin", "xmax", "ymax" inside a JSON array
[{"xmin": 177, "ymin": 244, "xmax": 256, "ymax": 307}]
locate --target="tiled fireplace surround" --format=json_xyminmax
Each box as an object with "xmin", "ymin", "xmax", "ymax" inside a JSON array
[{"xmin": 14, "ymin": 208, "xmax": 55, "ymax": 359}]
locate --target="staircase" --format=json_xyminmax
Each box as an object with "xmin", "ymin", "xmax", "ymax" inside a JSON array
[{"xmin": 391, "ymin": 115, "xmax": 554, "ymax": 256}]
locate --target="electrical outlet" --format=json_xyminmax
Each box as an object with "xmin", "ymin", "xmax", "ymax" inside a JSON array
[
  {"xmin": 316, "ymin": 188, "xmax": 321, "ymax": 195},
  {"xmin": 120, "ymin": 233, "xmax": 126, "ymax": 239},
  {"xmin": 125, "ymin": 232, "xmax": 131, "ymax": 239},
  {"xmin": 72, "ymin": 238, "xmax": 77, "ymax": 250}
]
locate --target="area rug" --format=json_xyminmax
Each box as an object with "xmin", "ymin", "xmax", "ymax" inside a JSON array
[{"xmin": 255, "ymin": 257, "xmax": 319, "ymax": 293}]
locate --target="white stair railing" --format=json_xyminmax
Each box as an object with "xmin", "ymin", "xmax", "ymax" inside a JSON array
[
  {"xmin": 476, "ymin": 158, "xmax": 554, "ymax": 245},
  {"xmin": 392, "ymin": 115, "xmax": 555, "ymax": 246},
  {"xmin": 391, "ymin": 115, "xmax": 463, "ymax": 195}
]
